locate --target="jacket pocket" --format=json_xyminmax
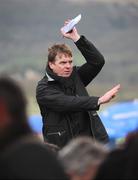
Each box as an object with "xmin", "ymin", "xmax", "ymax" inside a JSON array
[{"xmin": 46, "ymin": 128, "xmax": 67, "ymax": 147}]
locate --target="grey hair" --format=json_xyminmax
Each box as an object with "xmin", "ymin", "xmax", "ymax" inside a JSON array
[{"xmin": 58, "ymin": 136, "xmax": 109, "ymax": 175}]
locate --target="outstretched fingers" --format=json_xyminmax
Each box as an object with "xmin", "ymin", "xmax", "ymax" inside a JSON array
[{"xmin": 109, "ymin": 84, "xmax": 120, "ymax": 93}]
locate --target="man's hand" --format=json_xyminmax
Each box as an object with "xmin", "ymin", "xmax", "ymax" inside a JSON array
[
  {"xmin": 98, "ymin": 84, "xmax": 121, "ymax": 105},
  {"xmin": 60, "ymin": 19, "xmax": 80, "ymax": 42}
]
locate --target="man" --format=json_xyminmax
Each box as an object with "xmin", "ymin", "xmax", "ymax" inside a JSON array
[
  {"xmin": 0, "ymin": 76, "xmax": 68, "ymax": 179},
  {"xmin": 36, "ymin": 21, "xmax": 120, "ymax": 147}
]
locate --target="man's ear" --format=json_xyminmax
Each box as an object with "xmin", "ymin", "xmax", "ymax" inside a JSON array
[{"xmin": 48, "ymin": 62, "xmax": 54, "ymax": 70}]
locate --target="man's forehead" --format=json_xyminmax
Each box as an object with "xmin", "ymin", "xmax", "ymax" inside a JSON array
[{"xmin": 56, "ymin": 53, "xmax": 72, "ymax": 60}]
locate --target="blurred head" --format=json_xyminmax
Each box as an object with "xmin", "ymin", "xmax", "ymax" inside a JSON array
[
  {"xmin": 44, "ymin": 142, "xmax": 60, "ymax": 153},
  {"xmin": 47, "ymin": 44, "xmax": 73, "ymax": 77},
  {"xmin": 0, "ymin": 76, "xmax": 31, "ymax": 144},
  {"xmin": 95, "ymin": 130, "xmax": 138, "ymax": 180},
  {"xmin": 58, "ymin": 136, "xmax": 109, "ymax": 180}
]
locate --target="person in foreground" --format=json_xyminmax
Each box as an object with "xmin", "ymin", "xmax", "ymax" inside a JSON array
[
  {"xmin": 0, "ymin": 76, "xmax": 68, "ymax": 179},
  {"xmin": 58, "ymin": 136, "xmax": 109, "ymax": 180},
  {"xmin": 94, "ymin": 130, "xmax": 138, "ymax": 179},
  {"xmin": 36, "ymin": 19, "xmax": 121, "ymax": 147}
]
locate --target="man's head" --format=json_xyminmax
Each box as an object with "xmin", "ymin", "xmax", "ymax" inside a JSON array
[{"xmin": 47, "ymin": 43, "xmax": 73, "ymax": 77}]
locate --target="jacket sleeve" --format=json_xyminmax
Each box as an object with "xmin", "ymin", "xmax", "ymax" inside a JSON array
[
  {"xmin": 36, "ymin": 81, "xmax": 100, "ymax": 112},
  {"xmin": 75, "ymin": 35, "xmax": 105, "ymax": 86}
]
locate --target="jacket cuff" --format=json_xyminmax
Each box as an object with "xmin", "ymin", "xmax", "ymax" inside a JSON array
[
  {"xmin": 91, "ymin": 96, "xmax": 100, "ymax": 110},
  {"xmin": 74, "ymin": 35, "xmax": 86, "ymax": 45}
]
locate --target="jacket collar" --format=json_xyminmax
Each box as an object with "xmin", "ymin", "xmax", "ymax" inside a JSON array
[
  {"xmin": 45, "ymin": 71, "xmax": 54, "ymax": 82},
  {"xmin": 45, "ymin": 65, "xmax": 76, "ymax": 89}
]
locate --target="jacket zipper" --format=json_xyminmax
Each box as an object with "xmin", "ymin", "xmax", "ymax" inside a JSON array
[
  {"xmin": 66, "ymin": 115, "xmax": 74, "ymax": 138},
  {"xmin": 88, "ymin": 111, "xmax": 96, "ymax": 140},
  {"xmin": 47, "ymin": 130, "xmax": 66, "ymax": 136}
]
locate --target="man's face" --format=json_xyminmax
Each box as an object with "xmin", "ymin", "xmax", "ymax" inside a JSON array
[{"xmin": 49, "ymin": 53, "xmax": 73, "ymax": 77}]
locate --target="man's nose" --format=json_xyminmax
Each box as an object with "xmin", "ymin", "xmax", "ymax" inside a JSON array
[{"xmin": 66, "ymin": 63, "xmax": 71, "ymax": 68}]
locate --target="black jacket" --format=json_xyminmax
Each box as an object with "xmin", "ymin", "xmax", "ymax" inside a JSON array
[{"xmin": 36, "ymin": 36, "xmax": 109, "ymax": 147}]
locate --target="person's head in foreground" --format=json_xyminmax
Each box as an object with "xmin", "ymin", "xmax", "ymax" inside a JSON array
[
  {"xmin": 0, "ymin": 76, "xmax": 32, "ymax": 150},
  {"xmin": 58, "ymin": 136, "xmax": 109, "ymax": 180}
]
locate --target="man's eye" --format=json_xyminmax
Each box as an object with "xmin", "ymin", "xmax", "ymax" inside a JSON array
[{"xmin": 61, "ymin": 62, "xmax": 66, "ymax": 64}]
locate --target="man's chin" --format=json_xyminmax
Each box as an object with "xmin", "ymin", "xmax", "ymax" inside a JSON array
[
  {"xmin": 61, "ymin": 73, "xmax": 72, "ymax": 77},
  {"xmin": 64, "ymin": 74, "xmax": 71, "ymax": 77}
]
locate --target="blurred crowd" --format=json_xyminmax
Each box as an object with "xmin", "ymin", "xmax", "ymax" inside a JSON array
[{"xmin": 0, "ymin": 76, "xmax": 138, "ymax": 179}]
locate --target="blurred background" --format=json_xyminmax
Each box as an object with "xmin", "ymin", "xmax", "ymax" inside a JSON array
[{"xmin": 1, "ymin": 0, "xmax": 138, "ymax": 140}]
